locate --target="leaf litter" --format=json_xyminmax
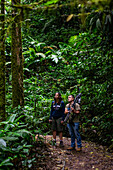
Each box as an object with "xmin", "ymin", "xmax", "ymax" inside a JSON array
[{"xmin": 31, "ymin": 135, "xmax": 113, "ymax": 170}]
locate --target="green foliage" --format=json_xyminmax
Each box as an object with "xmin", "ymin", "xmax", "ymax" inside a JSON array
[
  {"xmin": 22, "ymin": 0, "xmax": 80, "ymax": 45},
  {"xmin": 0, "ymin": 104, "xmax": 51, "ymax": 169},
  {"xmin": 1, "ymin": 0, "xmax": 113, "ymax": 166},
  {"xmin": 68, "ymin": 32, "xmax": 113, "ymax": 145},
  {"xmin": 84, "ymin": 0, "xmax": 113, "ymax": 46},
  {"xmin": 69, "ymin": 32, "xmax": 113, "ymax": 111},
  {"xmin": 21, "ymin": 30, "xmax": 113, "ymax": 147},
  {"xmin": 23, "ymin": 37, "xmax": 78, "ymax": 97}
]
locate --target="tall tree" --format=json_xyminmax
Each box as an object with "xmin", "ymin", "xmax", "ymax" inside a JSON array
[
  {"xmin": 11, "ymin": 0, "xmax": 24, "ymax": 107},
  {"xmin": 0, "ymin": 0, "xmax": 6, "ymax": 120}
]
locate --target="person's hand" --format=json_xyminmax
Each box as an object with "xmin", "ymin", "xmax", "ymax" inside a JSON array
[
  {"xmin": 71, "ymin": 107, "xmax": 75, "ymax": 112},
  {"xmin": 65, "ymin": 109, "xmax": 69, "ymax": 114},
  {"xmin": 49, "ymin": 119, "xmax": 52, "ymax": 123},
  {"xmin": 75, "ymin": 110, "xmax": 80, "ymax": 114},
  {"xmin": 61, "ymin": 120, "xmax": 64, "ymax": 124}
]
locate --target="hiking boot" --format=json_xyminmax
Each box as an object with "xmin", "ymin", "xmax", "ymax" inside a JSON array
[
  {"xmin": 76, "ymin": 147, "xmax": 82, "ymax": 152},
  {"xmin": 59, "ymin": 141, "xmax": 64, "ymax": 147},
  {"xmin": 67, "ymin": 146, "xmax": 75, "ymax": 150}
]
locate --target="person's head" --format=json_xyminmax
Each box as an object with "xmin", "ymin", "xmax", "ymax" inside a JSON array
[
  {"xmin": 68, "ymin": 94, "xmax": 74, "ymax": 103},
  {"xmin": 54, "ymin": 92, "xmax": 62, "ymax": 103}
]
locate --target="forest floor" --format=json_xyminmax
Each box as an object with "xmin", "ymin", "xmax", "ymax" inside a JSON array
[{"xmin": 32, "ymin": 135, "xmax": 113, "ymax": 170}]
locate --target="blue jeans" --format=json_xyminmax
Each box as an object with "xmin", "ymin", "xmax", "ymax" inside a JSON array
[{"xmin": 67, "ymin": 122, "xmax": 82, "ymax": 148}]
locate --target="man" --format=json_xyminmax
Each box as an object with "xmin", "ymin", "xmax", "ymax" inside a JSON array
[{"xmin": 65, "ymin": 94, "xmax": 82, "ymax": 151}]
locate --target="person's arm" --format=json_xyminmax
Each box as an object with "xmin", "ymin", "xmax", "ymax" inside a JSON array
[
  {"xmin": 61, "ymin": 101, "xmax": 65, "ymax": 121},
  {"xmin": 65, "ymin": 104, "xmax": 70, "ymax": 114},
  {"xmin": 71, "ymin": 103, "xmax": 80, "ymax": 114},
  {"xmin": 49, "ymin": 102, "xmax": 53, "ymax": 122},
  {"xmin": 65, "ymin": 108, "xmax": 69, "ymax": 114}
]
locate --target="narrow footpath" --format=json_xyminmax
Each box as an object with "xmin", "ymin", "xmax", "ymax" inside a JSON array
[{"xmin": 33, "ymin": 135, "xmax": 113, "ymax": 170}]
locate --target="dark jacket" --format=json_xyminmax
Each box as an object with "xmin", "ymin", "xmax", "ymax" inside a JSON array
[{"xmin": 49, "ymin": 101, "xmax": 65, "ymax": 120}]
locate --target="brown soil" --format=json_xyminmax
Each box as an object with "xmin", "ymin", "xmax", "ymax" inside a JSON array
[{"xmin": 33, "ymin": 135, "xmax": 113, "ymax": 170}]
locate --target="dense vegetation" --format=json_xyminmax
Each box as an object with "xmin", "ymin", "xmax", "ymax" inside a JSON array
[{"xmin": 0, "ymin": 0, "xmax": 113, "ymax": 169}]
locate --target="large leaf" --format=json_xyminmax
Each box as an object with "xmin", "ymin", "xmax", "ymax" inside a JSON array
[
  {"xmin": 36, "ymin": 53, "xmax": 46, "ymax": 58},
  {"xmin": 51, "ymin": 54, "xmax": 58, "ymax": 63},
  {"xmin": 0, "ymin": 121, "xmax": 10, "ymax": 126},
  {"xmin": 66, "ymin": 14, "xmax": 74, "ymax": 22},
  {"xmin": 2, "ymin": 136, "xmax": 19, "ymax": 141},
  {"xmin": 0, "ymin": 158, "xmax": 13, "ymax": 167},
  {"xmin": 105, "ymin": 14, "xmax": 111, "ymax": 24},
  {"xmin": 14, "ymin": 115, "xmax": 25, "ymax": 123},
  {"xmin": 0, "ymin": 139, "xmax": 6, "ymax": 148},
  {"xmin": 96, "ymin": 18, "xmax": 101, "ymax": 29},
  {"xmin": 4, "ymin": 114, "xmax": 17, "ymax": 131},
  {"xmin": 8, "ymin": 114, "xmax": 17, "ymax": 123},
  {"xmin": 16, "ymin": 129, "xmax": 33, "ymax": 138},
  {"xmin": 44, "ymin": 0, "xmax": 59, "ymax": 6}
]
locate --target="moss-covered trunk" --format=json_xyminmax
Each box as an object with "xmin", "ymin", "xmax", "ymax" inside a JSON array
[
  {"xmin": 11, "ymin": 0, "xmax": 24, "ymax": 108},
  {"xmin": 0, "ymin": 0, "xmax": 6, "ymax": 120}
]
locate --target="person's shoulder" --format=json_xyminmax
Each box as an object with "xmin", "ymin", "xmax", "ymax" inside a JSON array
[
  {"xmin": 75, "ymin": 103, "xmax": 80, "ymax": 106},
  {"xmin": 52, "ymin": 101, "xmax": 54, "ymax": 104},
  {"xmin": 66, "ymin": 103, "xmax": 70, "ymax": 108},
  {"xmin": 75, "ymin": 103, "xmax": 80, "ymax": 110}
]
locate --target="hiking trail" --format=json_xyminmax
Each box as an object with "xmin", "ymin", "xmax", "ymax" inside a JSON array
[{"xmin": 32, "ymin": 135, "xmax": 113, "ymax": 170}]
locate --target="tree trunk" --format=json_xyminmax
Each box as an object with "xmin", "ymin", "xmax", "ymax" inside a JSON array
[
  {"xmin": 11, "ymin": 0, "xmax": 24, "ymax": 107},
  {"xmin": 0, "ymin": 0, "xmax": 6, "ymax": 120}
]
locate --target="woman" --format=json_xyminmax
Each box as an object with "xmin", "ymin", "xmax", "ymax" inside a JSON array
[{"xmin": 49, "ymin": 92, "xmax": 65, "ymax": 147}]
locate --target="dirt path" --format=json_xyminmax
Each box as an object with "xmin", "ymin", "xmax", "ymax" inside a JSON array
[{"xmin": 33, "ymin": 135, "xmax": 113, "ymax": 170}]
